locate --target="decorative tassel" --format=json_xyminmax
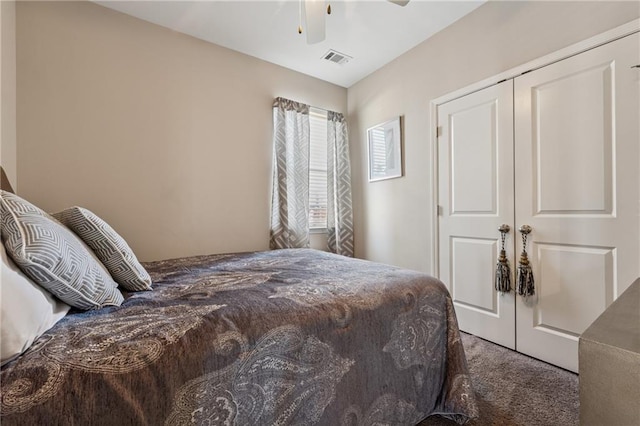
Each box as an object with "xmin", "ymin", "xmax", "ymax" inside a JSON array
[
  {"xmin": 517, "ymin": 260, "xmax": 535, "ymax": 297},
  {"xmin": 495, "ymin": 224, "xmax": 511, "ymax": 293},
  {"xmin": 517, "ymin": 225, "xmax": 535, "ymax": 298}
]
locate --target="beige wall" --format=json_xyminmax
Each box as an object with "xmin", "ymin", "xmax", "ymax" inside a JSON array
[
  {"xmin": 16, "ymin": 1, "xmax": 639, "ymax": 266},
  {"xmin": 1, "ymin": 0, "xmax": 17, "ymax": 189},
  {"xmin": 347, "ymin": 1, "xmax": 639, "ymax": 273},
  {"xmin": 17, "ymin": 1, "xmax": 346, "ymax": 261}
]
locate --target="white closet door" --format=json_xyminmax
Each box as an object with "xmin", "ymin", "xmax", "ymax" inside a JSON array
[
  {"xmin": 437, "ymin": 80, "xmax": 515, "ymax": 349},
  {"xmin": 514, "ymin": 33, "xmax": 640, "ymax": 372}
]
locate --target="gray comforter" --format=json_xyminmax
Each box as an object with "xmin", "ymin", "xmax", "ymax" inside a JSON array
[{"xmin": 0, "ymin": 249, "xmax": 478, "ymax": 425}]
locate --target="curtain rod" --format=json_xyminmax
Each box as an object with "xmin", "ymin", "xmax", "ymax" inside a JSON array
[{"xmin": 311, "ymin": 105, "xmax": 344, "ymax": 116}]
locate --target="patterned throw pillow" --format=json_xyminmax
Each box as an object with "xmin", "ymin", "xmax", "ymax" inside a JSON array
[
  {"xmin": 0, "ymin": 190, "xmax": 124, "ymax": 310},
  {"xmin": 53, "ymin": 207, "xmax": 152, "ymax": 291}
]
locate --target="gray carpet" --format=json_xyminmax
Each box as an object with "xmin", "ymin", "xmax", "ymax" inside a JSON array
[{"xmin": 420, "ymin": 333, "xmax": 579, "ymax": 426}]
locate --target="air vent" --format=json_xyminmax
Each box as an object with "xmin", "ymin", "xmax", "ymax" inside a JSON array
[{"xmin": 322, "ymin": 50, "xmax": 352, "ymax": 65}]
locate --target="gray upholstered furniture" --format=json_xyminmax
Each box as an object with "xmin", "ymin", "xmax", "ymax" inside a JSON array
[{"xmin": 579, "ymin": 278, "xmax": 640, "ymax": 425}]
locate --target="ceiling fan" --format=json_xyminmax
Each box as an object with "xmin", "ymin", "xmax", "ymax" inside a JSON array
[{"xmin": 299, "ymin": 0, "xmax": 410, "ymax": 44}]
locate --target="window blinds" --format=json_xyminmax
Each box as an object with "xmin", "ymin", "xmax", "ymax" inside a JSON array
[{"xmin": 309, "ymin": 109, "xmax": 328, "ymax": 229}]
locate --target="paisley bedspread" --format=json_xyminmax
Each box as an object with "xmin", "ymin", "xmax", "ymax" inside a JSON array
[{"xmin": 0, "ymin": 249, "xmax": 477, "ymax": 425}]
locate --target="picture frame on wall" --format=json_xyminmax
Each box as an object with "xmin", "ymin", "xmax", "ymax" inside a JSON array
[{"xmin": 367, "ymin": 116, "xmax": 403, "ymax": 182}]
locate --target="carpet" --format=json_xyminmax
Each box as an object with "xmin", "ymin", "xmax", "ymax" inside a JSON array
[{"xmin": 420, "ymin": 333, "xmax": 579, "ymax": 426}]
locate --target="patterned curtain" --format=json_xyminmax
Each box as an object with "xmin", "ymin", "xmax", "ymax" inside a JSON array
[
  {"xmin": 327, "ymin": 111, "xmax": 354, "ymax": 257},
  {"xmin": 270, "ymin": 97, "xmax": 311, "ymax": 249}
]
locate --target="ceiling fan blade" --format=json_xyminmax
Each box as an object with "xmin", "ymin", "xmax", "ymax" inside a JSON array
[
  {"xmin": 388, "ymin": 0, "xmax": 410, "ymax": 6},
  {"xmin": 304, "ymin": 0, "xmax": 326, "ymax": 44}
]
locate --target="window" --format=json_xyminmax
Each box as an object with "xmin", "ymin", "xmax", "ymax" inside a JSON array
[{"xmin": 309, "ymin": 108, "xmax": 328, "ymax": 229}]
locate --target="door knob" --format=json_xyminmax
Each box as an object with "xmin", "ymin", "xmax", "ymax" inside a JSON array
[{"xmin": 519, "ymin": 224, "xmax": 532, "ymax": 235}]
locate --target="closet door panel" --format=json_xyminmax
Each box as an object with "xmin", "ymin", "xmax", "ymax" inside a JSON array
[
  {"xmin": 514, "ymin": 32, "xmax": 639, "ymax": 372},
  {"xmin": 451, "ymin": 237, "xmax": 498, "ymax": 312},
  {"xmin": 438, "ymin": 80, "xmax": 515, "ymax": 349},
  {"xmin": 449, "ymin": 102, "xmax": 497, "ymax": 214},
  {"xmin": 533, "ymin": 62, "xmax": 613, "ymax": 214},
  {"xmin": 534, "ymin": 243, "xmax": 615, "ymax": 334}
]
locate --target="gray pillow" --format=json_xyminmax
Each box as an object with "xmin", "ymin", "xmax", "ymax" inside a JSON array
[
  {"xmin": 0, "ymin": 190, "xmax": 123, "ymax": 310},
  {"xmin": 53, "ymin": 207, "xmax": 152, "ymax": 292}
]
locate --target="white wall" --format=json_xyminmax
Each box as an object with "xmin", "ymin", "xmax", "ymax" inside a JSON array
[
  {"xmin": 16, "ymin": 1, "xmax": 346, "ymax": 261},
  {"xmin": 1, "ymin": 0, "xmax": 17, "ymax": 188},
  {"xmin": 347, "ymin": 1, "xmax": 639, "ymax": 274}
]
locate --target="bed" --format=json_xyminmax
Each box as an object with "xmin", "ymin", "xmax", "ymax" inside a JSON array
[
  {"xmin": 1, "ymin": 247, "xmax": 477, "ymax": 425},
  {"xmin": 0, "ymin": 178, "xmax": 476, "ymax": 425}
]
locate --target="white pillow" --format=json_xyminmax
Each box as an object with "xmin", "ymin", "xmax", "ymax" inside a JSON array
[
  {"xmin": 53, "ymin": 207, "xmax": 152, "ymax": 291},
  {"xmin": 1, "ymin": 243, "xmax": 70, "ymax": 365}
]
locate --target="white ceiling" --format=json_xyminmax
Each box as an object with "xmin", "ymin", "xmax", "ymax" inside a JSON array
[{"xmin": 94, "ymin": 0, "xmax": 486, "ymax": 88}]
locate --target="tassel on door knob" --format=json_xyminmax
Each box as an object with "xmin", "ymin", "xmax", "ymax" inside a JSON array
[
  {"xmin": 495, "ymin": 224, "xmax": 512, "ymax": 293},
  {"xmin": 517, "ymin": 225, "xmax": 535, "ymax": 297}
]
